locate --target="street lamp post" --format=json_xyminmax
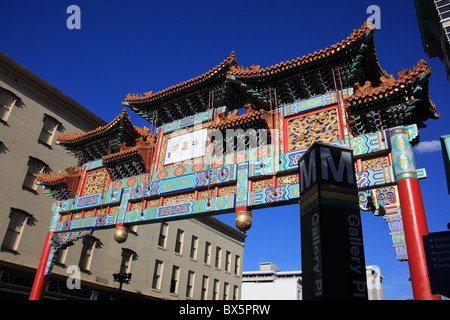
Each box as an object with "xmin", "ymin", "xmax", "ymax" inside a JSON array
[{"xmin": 112, "ymin": 272, "xmax": 132, "ymax": 299}]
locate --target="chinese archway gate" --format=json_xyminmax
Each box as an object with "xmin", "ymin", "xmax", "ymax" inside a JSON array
[{"xmin": 31, "ymin": 23, "xmax": 440, "ymax": 300}]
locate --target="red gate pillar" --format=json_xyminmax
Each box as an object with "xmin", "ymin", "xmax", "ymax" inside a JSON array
[
  {"xmin": 389, "ymin": 127, "xmax": 440, "ymax": 300},
  {"xmin": 29, "ymin": 231, "xmax": 53, "ymax": 300}
]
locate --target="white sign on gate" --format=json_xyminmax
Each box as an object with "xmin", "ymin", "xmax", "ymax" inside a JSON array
[{"xmin": 164, "ymin": 129, "xmax": 207, "ymax": 165}]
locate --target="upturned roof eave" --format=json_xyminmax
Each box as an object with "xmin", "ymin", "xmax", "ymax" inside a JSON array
[{"xmin": 56, "ymin": 109, "xmax": 147, "ymax": 147}]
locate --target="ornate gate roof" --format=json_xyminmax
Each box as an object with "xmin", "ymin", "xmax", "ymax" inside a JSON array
[{"xmin": 123, "ymin": 22, "xmax": 388, "ymax": 126}]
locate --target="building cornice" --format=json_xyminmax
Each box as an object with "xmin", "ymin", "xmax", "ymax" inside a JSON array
[{"xmin": 0, "ymin": 50, "xmax": 106, "ymax": 128}]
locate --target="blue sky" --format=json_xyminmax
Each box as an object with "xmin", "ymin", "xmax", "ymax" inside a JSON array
[{"xmin": 2, "ymin": 1, "xmax": 449, "ymax": 300}]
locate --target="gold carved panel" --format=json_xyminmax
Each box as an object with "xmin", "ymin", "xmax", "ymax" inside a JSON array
[
  {"xmin": 130, "ymin": 201, "xmax": 144, "ymax": 211},
  {"xmin": 60, "ymin": 214, "xmax": 71, "ymax": 221},
  {"xmin": 97, "ymin": 207, "xmax": 108, "ymax": 216},
  {"xmin": 72, "ymin": 212, "xmax": 83, "ymax": 220},
  {"xmin": 84, "ymin": 209, "xmax": 96, "ymax": 218},
  {"xmin": 219, "ymin": 185, "xmax": 236, "ymax": 196},
  {"xmin": 278, "ymin": 174, "xmax": 298, "ymax": 186},
  {"xmin": 252, "ymin": 179, "xmax": 272, "ymax": 191},
  {"xmin": 287, "ymin": 108, "xmax": 340, "ymax": 152},
  {"xmin": 109, "ymin": 205, "xmax": 120, "ymax": 215},
  {"xmin": 198, "ymin": 189, "xmax": 216, "ymax": 200},
  {"xmin": 363, "ymin": 156, "xmax": 389, "ymax": 171},
  {"xmin": 146, "ymin": 199, "xmax": 161, "ymax": 208},
  {"xmin": 164, "ymin": 193, "xmax": 194, "ymax": 205},
  {"xmin": 83, "ymin": 169, "xmax": 109, "ymax": 196}
]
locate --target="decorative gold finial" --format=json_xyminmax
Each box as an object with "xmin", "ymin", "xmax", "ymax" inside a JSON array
[
  {"xmin": 235, "ymin": 210, "xmax": 252, "ymax": 233},
  {"xmin": 114, "ymin": 225, "xmax": 129, "ymax": 243}
]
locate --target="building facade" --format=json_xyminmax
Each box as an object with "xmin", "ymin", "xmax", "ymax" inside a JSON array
[
  {"xmin": 415, "ymin": 0, "xmax": 450, "ymax": 80},
  {"xmin": 49, "ymin": 216, "xmax": 245, "ymax": 300},
  {"xmin": 242, "ymin": 262, "xmax": 302, "ymax": 300},
  {"xmin": 0, "ymin": 50, "xmax": 106, "ymax": 298},
  {"xmin": 241, "ymin": 263, "xmax": 383, "ymax": 300}
]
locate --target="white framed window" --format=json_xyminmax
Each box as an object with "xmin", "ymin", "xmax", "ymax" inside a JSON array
[
  {"xmin": 213, "ymin": 279, "xmax": 220, "ymax": 300},
  {"xmin": 78, "ymin": 236, "xmax": 96, "ymax": 271},
  {"xmin": 0, "ymin": 89, "xmax": 18, "ymax": 122},
  {"xmin": 186, "ymin": 270, "xmax": 195, "ymax": 298},
  {"xmin": 225, "ymin": 251, "xmax": 231, "ymax": 273},
  {"xmin": 169, "ymin": 265, "xmax": 180, "ymax": 294},
  {"xmin": 120, "ymin": 248, "xmax": 136, "ymax": 274},
  {"xmin": 204, "ymin": 242, "xmax": 211, "ymax": 265},
  {"xmin": 1, "ymin": 208, "xmax": 30, "ymax": 252},
  {"xmin": 223, "ymin": 282, "xmax": 229, "ymax": 300},
  {"xmin": 23, "ymin": 156, "xmax": 48, "ymax": 191},
  {"xmin": 215, "ymin": 246, "xmax": 222, "ymax": 269},
  {"xmin": 158, "ymin": 223, "xmax": 168, "ymax": 248},
  {"xmin": 38, "ymin": 114, "xmax": 60, "ymax": 146},
  {"xmin": 175, "ymin": 229, "xmax": 184, "ymax": 254},
  {"xmin": 201, "ymin": 275, "xmax": 209, "ymax": 300},
  {"xmin": 54, "ymin": 246, "xmax": 69, "ymax": 265},
  {"xmin": 234, "ymin": 254, "xmax": 241, "ymax": 275},
  {"xmin": 190, "ymin": 235, "xmax": 198, "ymax": 260},
  {"xmin": 233, "ymin": 285, "xmax": 239, "ymax": 300},
  {"xmin": 152, "ymin": 260, "xmax": 164, "ymax": 290}
]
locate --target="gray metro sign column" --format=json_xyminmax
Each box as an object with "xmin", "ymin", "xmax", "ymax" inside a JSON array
[{"xmin": 298, "ymin": 142, "xmax": 368, "ymax": 300}]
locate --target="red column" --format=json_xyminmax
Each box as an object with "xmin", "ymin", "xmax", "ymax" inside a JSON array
[
  {"xmin": 397, "ymin": 179, "xmax": 440, "ymax": 300},
  {"xmin": 389, "ymin": 127, "xmax": 440, "ymax": 300},
  {"xmin": 29, "ymin": 231, "xmax": 53, "ymax": 300}
]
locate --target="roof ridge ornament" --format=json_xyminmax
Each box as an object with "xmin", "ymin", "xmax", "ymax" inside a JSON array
[
  {"xmin": 228, "ymin": 51, "xmax": 237, "ymax": 64},
  {"xmin": 351, "ymin": 60, "xmax": 433, "ymax": 100}
]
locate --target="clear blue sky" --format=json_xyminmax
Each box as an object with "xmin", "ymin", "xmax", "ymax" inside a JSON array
[{"xmin": 2, "ymin": 0, "xmax": 449, "ymax": 300}]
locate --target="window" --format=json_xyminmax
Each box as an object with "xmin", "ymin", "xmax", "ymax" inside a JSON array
[
  {"xmin": 0, "ymin": 89, "xmax": 17, "ymax": 122},
  {"xmin": 120, "ymin": 248, "xmax": 135, "ymax": 274},
  {"xmin": 175, "ymin": 229, "xmax": 184, "ymax": 254},
  {"xmin": 186, "ymin": 270, "xmax": 195, "ymax": 298},
  {"xmin": 204, "ymin": 242, "xmax": 211, "ymax": 265},
  {"xmin": 233, "ymin": 285, "xmax": 239, "ymax": 300},
  {"xmin": 78, "ymin": 236, "xmax": 96, "ymax": 271},
  {"xmin": 38, "ymin": 114, "xmax": 60, "ymax": 146},
  {"xmin": 234, "ymin": 255, "xmax": 241, "ymax": 275},
  {"xmin": 223, "ymin": 282, "xmax": 229, "ymax": 300},
  {"xmin": 1, "ymin": 209, "xmax": 29, "ymax": 252},
  {"xmin": 152, "ymin": 260, "xmax": 164, "ymax": 290},
  {"xmin": 190, "ymin": 235, "xmax": 198, "ymax": 260},
  {"xmin": 23, "ymin": 156, "xmax": 49, "ymax": 192},
  {"xmin": 213, "ymin": 279, "xmax": 220, "ymax": 300},
  {"xmin": 158, "ymin": 223, "xmax": 168, "ymax": 248},
  {"xmin": 215, "ymin": 246, "xmax": 222, "ymax": 269},
  {"xmin": 54, "ymin": 246, "xmax": 68, "ymax": 265},
  {"xmin": 225, "ymin": 251, "xmax": 231, "ymax": 272},
  {"xmin": 169, "ymin": 265, "xmax": 180, "ymax": 294},
  {"xmin": 201, "ymin": 275, "xmax": 209, "ymax": 300}
]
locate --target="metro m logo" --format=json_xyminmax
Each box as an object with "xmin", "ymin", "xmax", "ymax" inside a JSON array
[
  {"xmin": 320, "ymin": 146, "xmax": 354, "ymax": 185},
  {"xmin": 299, "ymin": 149, "xmax": 316, "ymax": 195},
  {"xmin": 299, "ymin": 142, "xmax": 356, "ymax": 197}
]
